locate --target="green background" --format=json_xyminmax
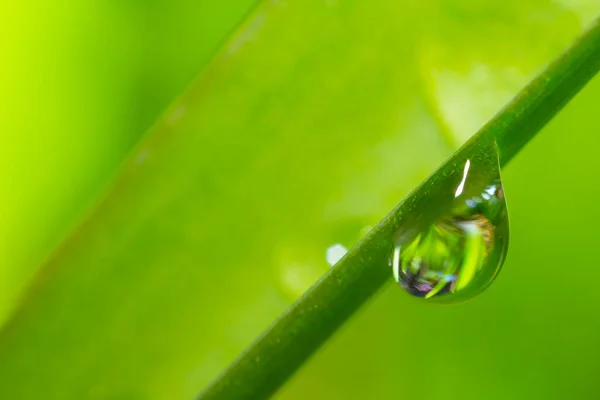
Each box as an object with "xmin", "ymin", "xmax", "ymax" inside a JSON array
[{"xmin": 1, "ymin": 0, "xmax": 599, "ymax": 399}]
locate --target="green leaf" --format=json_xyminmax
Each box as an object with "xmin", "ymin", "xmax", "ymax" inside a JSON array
[
  {"xmin": 0, "ymin": 1, "xmax": 451, "ymax": 398},
  {"xmin": 1, "ymin": 2, "xmax": 600, "ymax": 400},
  {"xmin": 199, "ymin": 15, "xmax": 600, "ymax": 399},
  {"xmin": 0, "ymin": 0, "xmax": 257, "ymax": 325}
]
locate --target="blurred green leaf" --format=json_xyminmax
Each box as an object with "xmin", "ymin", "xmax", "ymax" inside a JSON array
[
  {"xmin": 0, "ymin": 1, "xmax": 451, "ymax": 398},
  {"xmin": 1, "ymin": 1, "xmax": 600, "ymax": 400},
  {"xmin": 199, "ymin": 14, "xmax": 600, "ymax": 398},
  {"xmin": 0, "ymin": 0, "xmax": 256, "ymax": 325}
]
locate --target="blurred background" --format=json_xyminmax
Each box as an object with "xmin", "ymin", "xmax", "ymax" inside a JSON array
[{"xmin": 1, "ymin": 0, "xmax": 600, "ymax": 399}]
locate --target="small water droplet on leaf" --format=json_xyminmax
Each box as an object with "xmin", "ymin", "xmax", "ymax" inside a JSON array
[{"xmin": 391, "ymin": 142, "xmax": 509, "ymax": 303}]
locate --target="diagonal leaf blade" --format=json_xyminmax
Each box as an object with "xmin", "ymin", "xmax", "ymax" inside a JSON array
[{"xmin": 0, "ymin": 1, "xmax": 598, "ymax": 399}]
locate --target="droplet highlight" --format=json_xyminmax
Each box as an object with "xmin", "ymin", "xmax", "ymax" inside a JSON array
[{"xmin": 391, "ymin": 143, "xmax": 509, "ymax": 303}]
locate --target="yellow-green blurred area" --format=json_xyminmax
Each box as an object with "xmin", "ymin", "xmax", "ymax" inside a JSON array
[{"xmin": 0, "ymin": 0, "xmax": 599, "ymax": 399}]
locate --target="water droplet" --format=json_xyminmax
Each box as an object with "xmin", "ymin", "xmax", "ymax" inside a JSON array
[
  {"xmin": 391, "ymin": 142, "xmax": 509, "ymax": 303},
  {"xmin": 326, "ymin": 244, "xmax": 348, "ymax": 266}
]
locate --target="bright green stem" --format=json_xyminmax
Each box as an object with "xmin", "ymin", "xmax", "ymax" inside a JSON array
[
  {"xmin": 492, "ymin": 17, "xmax": 600, "ymax": 166},
  {"xmin": 199, "ymin": 16, "xmax": 600, "ymax": 400}
]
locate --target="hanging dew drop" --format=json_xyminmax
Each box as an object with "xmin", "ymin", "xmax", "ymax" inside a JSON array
[{"xmin": 391, "ymin": 142, "xmax": 509, "ymax": 303}]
